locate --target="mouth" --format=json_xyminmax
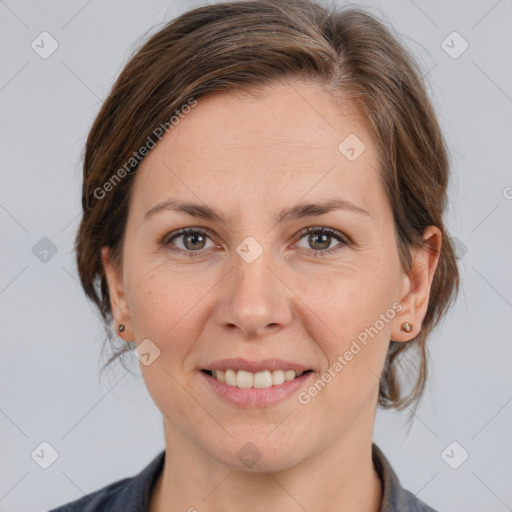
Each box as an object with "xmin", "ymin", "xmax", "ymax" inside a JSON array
[{"xmin": 201, "ymin": 368, "xmax": 314, "ymax": 389}]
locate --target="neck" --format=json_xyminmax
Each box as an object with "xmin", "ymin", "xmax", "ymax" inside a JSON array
[{"xmin": 149, "ymin": 420, "xmax": 382, "ymax": 512}]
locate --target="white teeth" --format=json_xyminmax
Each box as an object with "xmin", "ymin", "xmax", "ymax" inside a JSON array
[
  {"xmin": 237, "ymin": 370, "xmax": 254, "ymax": 388},
  {"xmin": 272, "ymin": 369, "xmax": 285, "ymax": 385},
  {"xmin": 210, "ymin": 368, "xmax": 306, "ymax": 388},
  {"xmin": 284, "ymin": 370, "xmax": 296, "ymax": 382}
]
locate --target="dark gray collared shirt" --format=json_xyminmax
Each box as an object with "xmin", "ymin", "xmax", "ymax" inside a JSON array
[{"xmin": 48, "ymin": 443, "xmax": 438, "ymax": 511}]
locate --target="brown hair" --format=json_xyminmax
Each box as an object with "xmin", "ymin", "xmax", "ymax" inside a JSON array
[{"xmin": 75, "ymin": 0, "xmax": 460, "ymax": 420}]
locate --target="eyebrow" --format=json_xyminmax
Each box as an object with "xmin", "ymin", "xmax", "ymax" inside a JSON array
[{"xmin": 143, "ymin": 197, "xmax": 371, "ymax": 225}]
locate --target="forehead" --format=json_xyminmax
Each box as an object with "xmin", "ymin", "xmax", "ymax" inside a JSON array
[{"xmin": 132, "ymin": 82, "xmax": 385, "ymax": 220}]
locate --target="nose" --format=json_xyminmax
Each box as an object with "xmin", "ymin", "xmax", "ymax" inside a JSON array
[{"xmin": 214, "ymin": 245, "xmax": 293, "ymax": 339}]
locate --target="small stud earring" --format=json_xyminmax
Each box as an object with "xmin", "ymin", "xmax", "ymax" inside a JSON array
[
  {"xmin": 401, "ymin": 322, "xmax": 413, "ymax": 333},
  {"xmin": 118, "ymin": 323, "xmax": 125, "ymax": 332}
]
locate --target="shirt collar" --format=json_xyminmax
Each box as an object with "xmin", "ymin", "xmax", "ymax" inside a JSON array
[
  {"xmin": 108, "ymin": 449, "xmax": 165, "ymax": 510},
  {"xmin": 372, "ymin": 442, "xmax": 434, "ymax": 511}
]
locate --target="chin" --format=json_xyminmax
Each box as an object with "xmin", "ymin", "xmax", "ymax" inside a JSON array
[{"xmin": 210, "ymin": 434, "xmax": 311, "ymax": 473}]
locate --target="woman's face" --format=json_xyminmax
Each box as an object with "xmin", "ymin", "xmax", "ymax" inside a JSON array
[{"xmin": 103, "ymin": 82, "xmax": 439, "ymax": 471}]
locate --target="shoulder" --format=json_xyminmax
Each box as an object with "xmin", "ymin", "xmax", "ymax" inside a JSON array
[
  {"xmin": 396, "ymin": 488, "xmax": 439, "ymax": 512},
  {"xmin": 372, "ymin": 443, "xmax": 440, "ymax": 512},
  {"xmin": 47, "ymin": 476, "xmax": 131, "ymax": 511},
  {"xmin": 48, "ymin": 450, "xmax": 165, "ymax": 512}
]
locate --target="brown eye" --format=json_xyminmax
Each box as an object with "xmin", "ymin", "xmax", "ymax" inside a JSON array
[
  {"xmin": 295, "ymin": 227, "xmax": 348, "ymax": 256},
  {"xmin": 308, "ymin": 232, "xmax": 331, "ymax": 250},
  {"xmin": 163, "ymin": 228, "xmax": 215, "ymax": 256},
  {"xmin": 181, "ymin": 231, "xmax": 207, "ymax": 250}
]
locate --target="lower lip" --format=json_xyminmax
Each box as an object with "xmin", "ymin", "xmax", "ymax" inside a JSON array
[{"xmin": 200, "ymin": 370, "xmax": 315, "ymax": 408}]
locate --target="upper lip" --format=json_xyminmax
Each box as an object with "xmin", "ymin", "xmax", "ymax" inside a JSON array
[{"xmin": 203, "ymin": 358, "xmax": 312, "ymax": 373}]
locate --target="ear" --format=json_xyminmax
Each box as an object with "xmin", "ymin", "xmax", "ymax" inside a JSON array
[
  {"xmin": 392, "ymin": 225, "xmax": 442, "ymax": 342},
  {"xmin": 101, "ymin": 246, "xmax": 134, "ymax": 341}
]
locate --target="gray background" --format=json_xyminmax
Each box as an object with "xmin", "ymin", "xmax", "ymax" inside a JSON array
[{"xmin": 1, "ymin": 0, "xmax": 511, "ymax": 510}]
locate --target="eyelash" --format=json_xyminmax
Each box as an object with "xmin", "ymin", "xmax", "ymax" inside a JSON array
[{"xmin": 162, "ymin": 226, "xmax": 349, "ymax": 258}]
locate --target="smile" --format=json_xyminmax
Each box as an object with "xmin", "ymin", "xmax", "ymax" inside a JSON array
[{"xmin": 201, "ymin": 368, "xmax": 313, "ymax": 388}]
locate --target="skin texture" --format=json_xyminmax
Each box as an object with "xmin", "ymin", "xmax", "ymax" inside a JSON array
[{"xmin": 102, "ymin": 81, "xmax": 441, "ymax": 512}]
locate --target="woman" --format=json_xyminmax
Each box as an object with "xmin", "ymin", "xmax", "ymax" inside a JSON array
[{"xmin": 50, "ymin": 0, "xmax": 459, "ymax": 510}]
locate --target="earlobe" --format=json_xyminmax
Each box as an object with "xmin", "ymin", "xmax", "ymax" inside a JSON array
[
  {"xmin": 392, "ymin": 226, "xmax": 442, "ymax": 342},
  {"xmin": 101, "ymin": 246, "xmax": 134, "ymax": 340}
]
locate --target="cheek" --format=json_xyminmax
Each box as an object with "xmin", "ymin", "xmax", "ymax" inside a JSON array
[
  {"xmin": 127, "ymin": 265, "xmax": 203, "ymax": 347},
  {"xmin": 125, "ymin": 266, "xmax": 208, "ymax": 415},
  {"xmin": 297, "ymin": 259, "xmax": 397, "ymax": 338},
  {"xmin": 287, "ymin": 273, "xmax": 395, "ymax": 442},
  {"xmin": 295, "ymin": 271, "xmax": 395, "ymax": 415},
  {"xmin": 293, "ymin": 262, "xmax": 397, "ymax": 399}
]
